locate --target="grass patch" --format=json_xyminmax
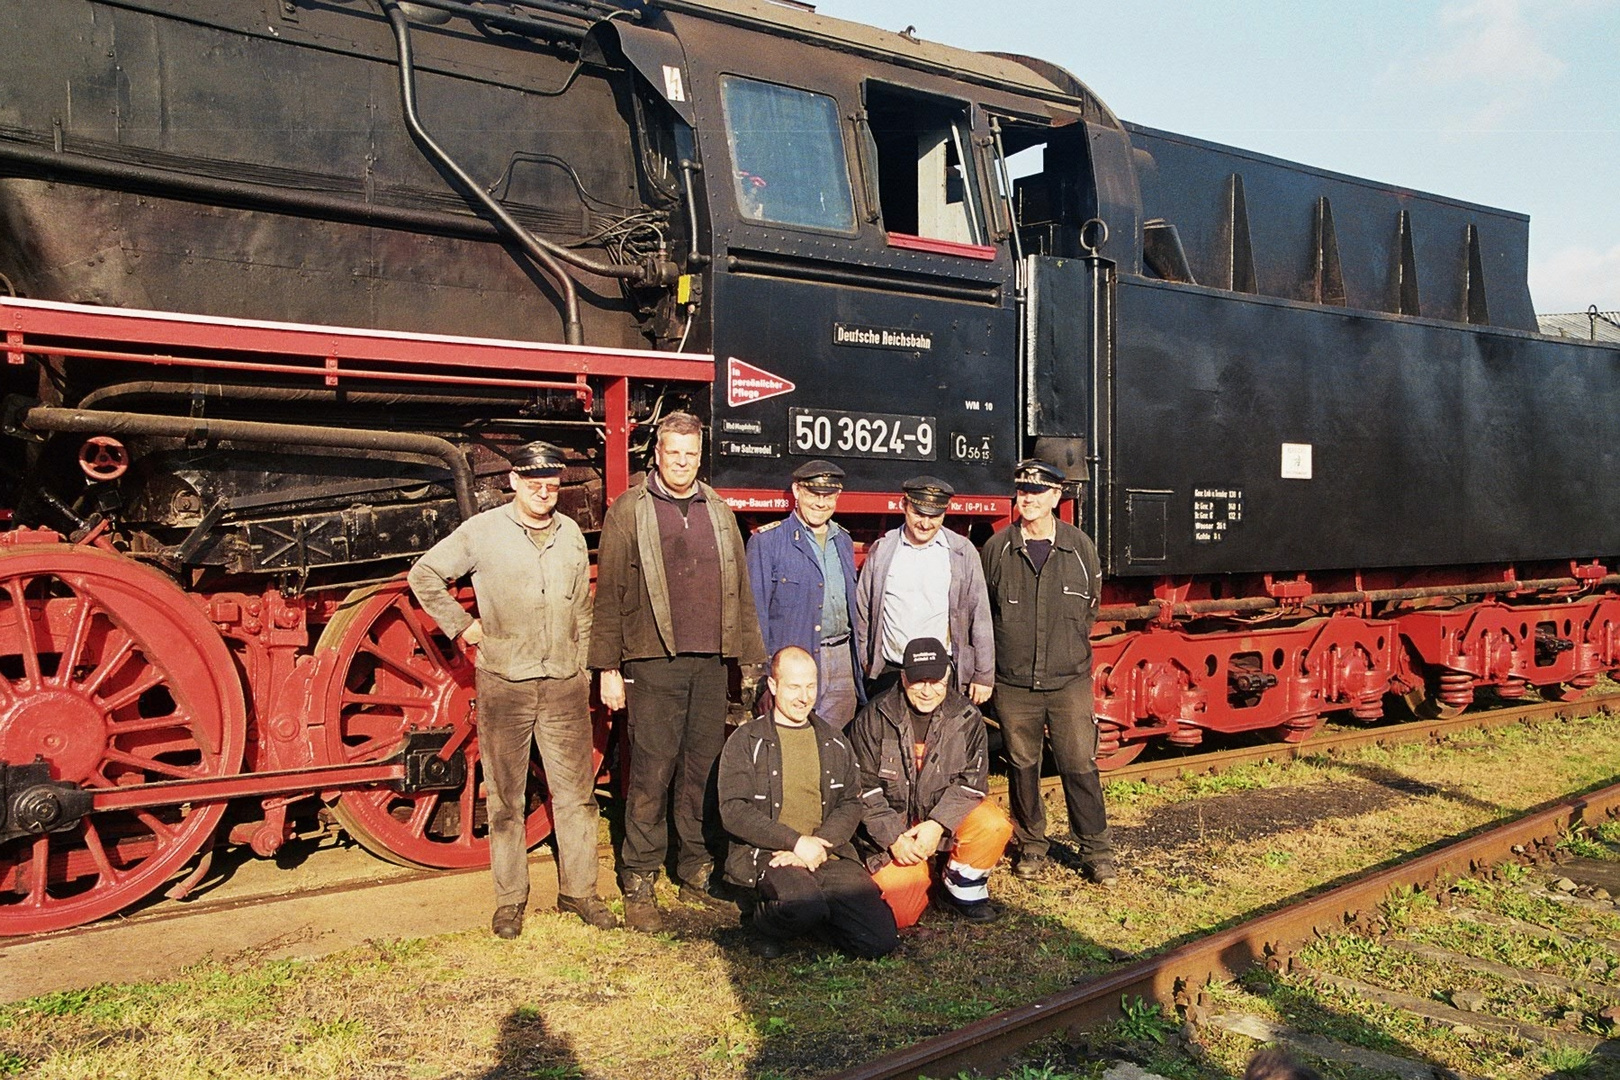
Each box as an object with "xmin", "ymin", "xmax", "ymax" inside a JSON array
[{"xmin": 8, "ymin": 710, "xmax": 1620, "ymax": 1078}]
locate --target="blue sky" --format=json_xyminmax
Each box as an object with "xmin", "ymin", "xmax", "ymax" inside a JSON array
[{"xmin": 806, "ymin": 0, "xmax": 1620, "ymax": 314}]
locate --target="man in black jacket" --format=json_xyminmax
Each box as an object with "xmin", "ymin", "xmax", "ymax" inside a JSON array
[
  {"xmin": 849, "ymin": 638, "xmax": 1013, "ymax": 926},
  {"xmin": 718, "ymin": 647, "xmax": 898, "ymax": 959},
  {"xmin": 981, "ymin": 459, "xmax": 1115, "ymax": 884}
]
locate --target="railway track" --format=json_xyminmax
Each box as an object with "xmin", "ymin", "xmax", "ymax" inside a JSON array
[
  {"xmin": 831, "ymin": 750, "xmax": 1620, "ymax": 1079},
  {"xmin": 1090, "ymin": 688, "xmax": 1620, "ymax": 788}
]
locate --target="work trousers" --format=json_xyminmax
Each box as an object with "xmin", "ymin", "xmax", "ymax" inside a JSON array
[
  {"xmin": 816, "ymin": 636, "xmax": 859, "ymax": 727},
  {"xmin": 871, "ymin": 800, "xmax": 1012, "ymax": 928},
  {"xmin": 754, "ymin": 857, "xmax": 899, "ymax": 958},
  {"xmin": 476, "ymin": 668, "xmax": 600, "ymax": 905},
  {"xmin": 621, "ymin": 654, "xmax": 728, "ymax": 883},
  {"xmin": 995, "ymin": 678, "xmax": 1113, "ymax": 860}
]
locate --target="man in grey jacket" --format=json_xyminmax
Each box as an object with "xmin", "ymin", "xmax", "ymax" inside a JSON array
[
  {"xmin": 855, "ymin": 476, "xmax": 994, "ymax": 703},
  {"xmin": 407, "ymin": 441, "xmax": 615, "ymax": 939},
  {"xmin": 591, "ymin": 411, "xmax": 767, "ymax": 932}
]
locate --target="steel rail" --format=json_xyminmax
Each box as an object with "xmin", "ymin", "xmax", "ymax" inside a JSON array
[
  {"xmin": 1083, "ymin": 690, "xmax": 1620, "ymax": 790},
  {"xmin": 833, "ymin": 780, "xmax": 1620, "ymax": 1080}
]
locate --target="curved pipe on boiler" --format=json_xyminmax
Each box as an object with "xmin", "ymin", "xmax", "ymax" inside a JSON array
[{"xmin": 383, "ymin": 0, "xmax": 582, "ymax": 345}]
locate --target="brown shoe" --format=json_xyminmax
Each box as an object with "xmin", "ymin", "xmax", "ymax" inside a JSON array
[
  {"xmin": 620, "ymin": 872, "xmax": 664, "ymax": 934},
  {"xmin": 559, "ymin": 894, "xmax": 620, "ymax": 930},
  {"xmin": 1082, "ymin": 859, "xmax": 1119, "ymax": 887},
  {"xmin": 492, "ymin": 903, "xmax": 525, "ymax": 939},
  {"xmin": 678, "ymin": 864, "xmax": 739, "ymax": 914}
]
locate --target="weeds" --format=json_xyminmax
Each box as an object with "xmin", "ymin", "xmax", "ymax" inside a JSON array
[
  {"xmin": 1558, "ymin": 825, "xmax": 1611, "ymax": 860},
  {"xmin": 1115, "ymin": 996, "xmax": 1174, "ymax": 1044}
]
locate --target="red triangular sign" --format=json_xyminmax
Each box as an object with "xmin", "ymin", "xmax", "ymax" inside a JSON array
[{"xmin": 727, "ymin": 356, "xmax": 796, "ymax": 408}]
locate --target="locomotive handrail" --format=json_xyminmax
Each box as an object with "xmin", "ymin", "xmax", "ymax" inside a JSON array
[
  {"xmin": 13, "ymin": 342, "xmax": 598, "ymax": 405},
  {"xmin": 0, "ymin": 296, "xmax": 716, "ymax": 382}
]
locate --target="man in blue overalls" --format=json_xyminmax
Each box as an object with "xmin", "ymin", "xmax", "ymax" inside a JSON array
[{"xmin": 746, "ymin": 460, "xmax": 865, "ymax": 726}]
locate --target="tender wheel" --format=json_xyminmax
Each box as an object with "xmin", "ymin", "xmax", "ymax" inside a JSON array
[
  {"xmin": 1401, "ymin": 685, "xmax": 1464, "ymax": 720},
  {"xmin": 1094, "ymin": 740, "xmax": 1145, "ymax": 771},
  {"xmin": 316, "ymin": 580, "xmax": 602, "ymax": 869},
  {"xmin": 0, "ymin": 545, "xmax": 245, "ymax": 935},
  {"xmin": 1537, "ymin": 683, "xmax": 1588, "ymax": 703},
  {"xmin": 1271, "ymin": 716, "xmax": 1325, "ymax": 744}
]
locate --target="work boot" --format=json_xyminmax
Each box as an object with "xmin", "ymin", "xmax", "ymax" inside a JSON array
[
  {"xmin": 678, "ymin": 863, "xmax": 739, "ymax": 914},
  {"xmin": 1082, "ymin": 858, "xmax": 1119, "ymax": 887},
  {"xmin": 1012, "ymin": 852, "xmax": 1048, "ymax": 881},
  {"xmin": 558, "ymin": 894, "xmax": 620, "ymax": 930},
  {"xmin": 491, "ymin": 903, "xmax": 525, "ymax": 940},
  {"xmin": 620, "ymin": 871, "xmax": 664, "ymax": 934},
  {"xmin": 941, "ymin": 897, "xmax": 1001, "ymax": 924},
  {"xmin": 746, "ymin": 932, "xmax": 785, "ymax": 960}
]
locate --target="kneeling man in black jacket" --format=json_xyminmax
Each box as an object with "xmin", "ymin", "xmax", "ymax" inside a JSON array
[{"xmin": 719, "ymin": 647, "xmax": 900, "ymax": 960}]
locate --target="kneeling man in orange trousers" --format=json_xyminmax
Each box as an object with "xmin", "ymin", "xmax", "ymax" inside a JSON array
[{"xmin": 848, "ymin": 637, "xmax": 1013, "ymax": 925}]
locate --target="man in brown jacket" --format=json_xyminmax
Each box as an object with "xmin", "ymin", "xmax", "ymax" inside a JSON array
[{"xmin": 591, "ymin": 411, "xmax": 766, "ymax": 932}]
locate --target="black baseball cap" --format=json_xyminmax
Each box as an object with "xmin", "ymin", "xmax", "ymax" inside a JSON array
[{"xmin": 901, "ymin": 637, "xmax": 950, "ymax": 682}]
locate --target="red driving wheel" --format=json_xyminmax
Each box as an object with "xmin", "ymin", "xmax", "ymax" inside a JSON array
[
  {"xmin": 0, "ymin": 544, "xmax": 246, "ymax": 934},
  {"xmin": 315, "ymin": 579, "xmax": 606, "ymax": 869}
]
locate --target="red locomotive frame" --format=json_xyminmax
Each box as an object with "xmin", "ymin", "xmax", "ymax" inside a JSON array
[{"xmin": 3, "ymin": 297, "xmax": 1618, "ymax": 935}]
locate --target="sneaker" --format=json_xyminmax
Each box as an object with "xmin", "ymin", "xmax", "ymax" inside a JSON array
[
  {"xmin": 1012, "ymin": 853, "xmax": 1048, "ymax": 881},
  {"xmin": 620, "ymin": 872, "xmax": 664, "ymax": 934},
  {"xmin": 1083, "ymin": 859, "xmax": 1119, "ymax": 887},
  {"xmin": 492, "ymin": 903, "xmax": 525, "ymax": 939},
  {"xmin": 558, "ymin": 894, "xmax": 620, "ymax": 930}
]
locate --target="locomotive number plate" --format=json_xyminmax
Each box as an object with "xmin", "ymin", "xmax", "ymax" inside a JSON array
[{"xmin": 788, "ymin": 408, "xmax": 936, "ymax": 461}]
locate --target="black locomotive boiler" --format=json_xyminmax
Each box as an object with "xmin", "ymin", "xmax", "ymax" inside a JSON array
[{"xmin": 0, "ymin": 0, "xmax": 1615, "ymax": 932}]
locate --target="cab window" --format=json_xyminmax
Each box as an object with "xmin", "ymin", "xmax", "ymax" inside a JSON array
[
  {"xmin": 719, "ymin": 76, "xmax": 856, "ymax": 232},
  {"xmin": 863, "ymin": 83, "xmax": 984, "ymax": 245}
]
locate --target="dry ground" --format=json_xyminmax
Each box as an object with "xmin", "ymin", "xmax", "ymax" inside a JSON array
[{"xmin": 5, "ymin": 708, "xmax": 1620, "ymax": 1079}]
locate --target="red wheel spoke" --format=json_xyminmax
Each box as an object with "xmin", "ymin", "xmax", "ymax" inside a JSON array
[
  {"xmin": 4, "ymin": 575, "xmax": 44, "ymax": 689},
  {"xmin": 105, "ymin": 713, "xmax": 191, "ymax": 736},
  {"xmin": 439, "ymin": 723, "xmax": 474, "ymax": 758},
  {"xmin": 26, "ymin": 835, "xmax": 50, "ymax": 908},
  {"xmin": 80, "ymin": 819, "xmax": 123, "ymax": 887},
  {"xmin": 340, "ymin": 690, "xmax": 430, "ymax": 709},
  {"xmin": 340, "ymin": 734, "xmax": 393, "ymax": 762},
  {"xmin": 53, "ymin": 593, "xmax": 98, "ymax": 688},
  {"xmin": 405, "ymin": 795, "xmax": 437, "ymax": 837},
  {"xmin": 393, "ymin": 598, "xmax": 452, "ymax": 672},
  {"xmin": 132, "ymin": 810, "xmax": 178, "ymax": 842},
  {"xmin": 76, "ymin": 631, "xmax": 136, "ymax": 698},
  {"xmin": 96, "ymin": 667, "xmax": 166, "ymax": 713},
  {"xmin": 102, "ymin": 748, "xmax": 203, "ymax": 781},
  {"xmin": 358, "ymin": 641, "xmax": 433, "ymax": 687},
  {"xmin": 455, "ymin": 780, "xmax": 477, "ymax": 847}
]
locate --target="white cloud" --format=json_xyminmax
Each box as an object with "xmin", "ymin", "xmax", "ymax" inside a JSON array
[
  {"xmin": 1428, "ymin": 0, "xmax": 1564, "ymax": 87},
  {"xmin": 1529, "ymin": 242, "xmax": 1620, "ymax": 312},
  {"xmin": 1403, "ymin": 0, "xmax": 1584, "ymax": 130}
]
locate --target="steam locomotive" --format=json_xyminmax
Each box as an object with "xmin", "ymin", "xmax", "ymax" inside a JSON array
[{"xmin": 1, "ymin": 0, "xmax": 1615, "ymax": 933}]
